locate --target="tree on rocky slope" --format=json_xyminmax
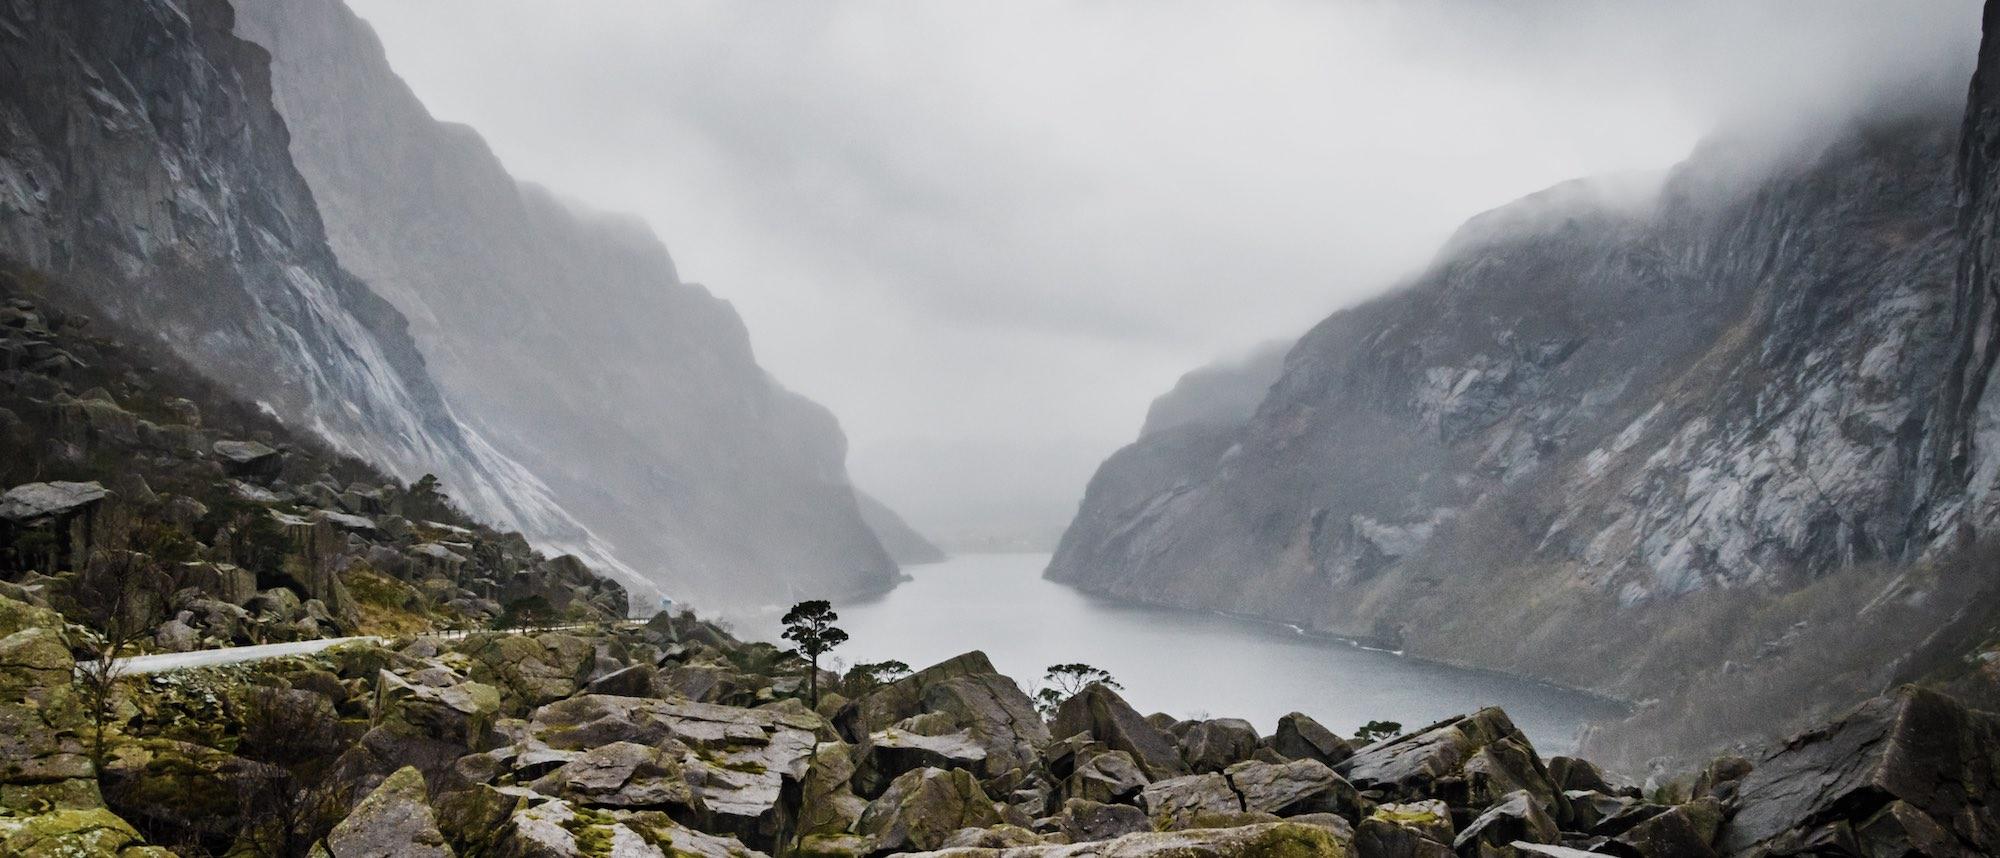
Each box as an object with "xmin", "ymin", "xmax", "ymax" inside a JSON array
[
  {"xmin": 781, "ymin": 599, "xmax": 847, "ymax": 707},
  {"xmin": 1035, "ymin": 663, "xmax": 1122, "ymax": 717},
  {"xmin": 65, "ymin": 550, "xmax": 173, "ymax": 774}
]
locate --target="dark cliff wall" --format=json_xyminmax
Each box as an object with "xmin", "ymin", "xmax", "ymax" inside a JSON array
[
  {"xmin": 0, "ymin": 0, "xmax": 611, "ymax": 562},
  {"xmin": 230, "ymin": 0, "xmax": 898, "ymax": 609},
  {"xmin": 1927, "ymin": 0, "xmax": 2000, "ymax": 540}
]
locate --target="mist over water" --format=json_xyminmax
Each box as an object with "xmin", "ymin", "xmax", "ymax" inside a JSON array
[{"xmin": 769, "ymin": 554, "xmax": 1625, "ymax": 753}]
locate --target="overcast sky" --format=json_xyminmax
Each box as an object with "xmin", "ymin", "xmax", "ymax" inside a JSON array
[{"xmin": 344, "ymin": 0, "xmax": 1980, "ymax": 541}]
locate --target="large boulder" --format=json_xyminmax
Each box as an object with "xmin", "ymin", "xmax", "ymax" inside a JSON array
[
  {"xmin": 1135, "ymin": 772, "xmax": 1241, "ymax": 830},
  {"xmin": 316, "ymin": 766, "xmax": 453, "ymax": 858},
  {"xmin": 0, "ymin": 807, "xmax": 157, "ymax": 857},
  {"xmin": 376, "ymin": 670, "xmax": 502, "ymax": 748},
  {"xmin": 1226, "ymin": 759, "xmax": 1364, "ymax": 819},
  {"xmin": 858, "ymin": 767, "xmax": 1004, "ymax": 854},
  {"xmin": 1336, "ymin": 708, "xmax": 1523, "ymax": 801},
  {"xmin": 528, "ymin": 742, "xmax": 703, "ymax": 818},
  {"xmin": 1602, "ymin": 798, "xmax": 1721, "ymax": 858},
  {"xmin": 845, "ymin": 651, "xmax": 1001, "ymax": 736},
  {"xmin": 798, "ymin": 741, "xmax": 869, "ymax": 836},
  {"xmin": 1355, "ymin": 800, "xmax": 1454, "ymax": 858},
  {"xmin": 1064, "ymin": 750, "xmax": 1149, "ymax": 805},
  {"xmin": 0, "ymin": 480, "xmax": 109, "ymax": 521},
  {"xmin": 0, "ymin": 481, "xmax": 114, "ymax": 571},
  {"xmin": 488, "ymin": 796, "xmax": 664, "ymax": 858},
  {"xmin": 1273, "ymin": 712, "xmax": 1353, "ymax": 767},
  {"xmin": 1049, "ymin": 798, "xmax": 1151, "ymax": 843},
  {"xmin": 1719, "ymin": 686, "xmax": 2000, "ymax": 855},
  {"xmin": 583, "ymin": 664, "xmax": 659, "ymax": 698},
  {"xmin": 1458, "ymin": 735, "xmax": 1564, "ymax": 818},
  {"xmin": 1181, "ymin": 718, "xmax": 1261, "ymax": 773},
  {"xmin": 858, "ymin": 729, "xmax": 990, "ymax": 796},
  {"xmin": 1051, "ymin": 684, "xmax": 1188, "ymax": 780},
  {"xmin": 615, "ymin": 810, "xmax": 768, "ymax": 858},
  {"xmin": 213, "ymin": 439, "xmax": 283, "ymax": 480},
  {"xmin": 459, "ymin": 633, "xmax": 597, "ymax": 710},
  {"xmin": 1546, "ymin": 756, "xmax": 1615, "ymax": 795},
  {"xmin": 1452, "ymin": 790, "xmax": 1558, "ymax": 854},
  {"xmin": 526, "ymin": 695, "xmax": 818, "ymax": 849},
  {"xmin": 103, "ymin": 738, "xmax": 279, "ymax": 850},
  {"xmin": 922, "ymin": 673, "xmax": 1053, "ymax": 775},
  {"xmin": 0, "ymin": 623, "xmax": 75, "ymax": 697},
  {"xmin": 0, "ymin": 596, "xmax": 95, "ymax": 813}
]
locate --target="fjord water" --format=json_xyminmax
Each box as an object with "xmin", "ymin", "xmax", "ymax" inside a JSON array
[{"xmin": 831, "ymin": 553, "xmax": 1624, "ymax": 753}]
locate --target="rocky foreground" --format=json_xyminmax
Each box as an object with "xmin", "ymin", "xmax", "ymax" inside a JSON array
[{"xmin": 1, "ymin": 582, "xmax": 1995, "ymax": 857}]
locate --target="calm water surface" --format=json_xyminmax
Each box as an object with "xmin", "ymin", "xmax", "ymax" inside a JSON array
[{"xmin": 754, "ymin": 553, "xmax": 1624, "ymax": 753}]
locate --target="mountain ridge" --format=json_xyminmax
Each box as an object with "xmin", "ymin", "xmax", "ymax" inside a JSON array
[
  {"xmin": 226, "ymin": 0, "xmax": 904, "ymax": 610},
  {"xmin": 1051, "ymin": 110, "xmax": 1990, "ymax": 765}
]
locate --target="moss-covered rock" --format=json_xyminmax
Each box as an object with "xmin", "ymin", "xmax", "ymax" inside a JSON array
[
  {"xmin": 376, "ymin": 668, "xmax": 501, "ymax": 748},
  {"xmin": 796, "ymin": 741, "xmax": 867, "ymax": 837},
  {"xmin": 103, "ymin": 736, "xmax": 276, "ymax": 849},
  {"xmin": 857, "ymin": 767, "xmax": 1003, "ymax": 853},
  {"xmin": 0, "ymin": 807, "xmax": 148, "ymax": 857},
  {"xmin": 318, "ymin": 766, "xmax": 453, "ymax": 858},
  {"xmin": 458, "ymin": 633, "xmax": 595, "ymax": 710}
]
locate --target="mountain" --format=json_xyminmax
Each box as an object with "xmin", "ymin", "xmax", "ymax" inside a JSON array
[
  {"xmin": 0, "ymin": 0, "xmax": 641, "ymax": 578},
  {"xmin": 1140, "ymin": 340, "xmax": 1292, "ymax": 437},
  {"xmin": 1052, "ymin": 105, "xmax": 2000, "ymax": 763},
  {"xmin": 856, "ymin": 491, "xmax": 947, "ymax": 565},
  {"xmin": 227, "ymin": 0, "xmax": 897, "ymax": 611}
]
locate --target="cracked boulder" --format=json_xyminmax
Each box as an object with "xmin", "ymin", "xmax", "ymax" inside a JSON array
[
  {"xmin": 1181, "ymin": 718, "xmax": 1261, "ymax": 773},
  {"xmin": 1337, "ymin": 708, "xmax": 1524, "ymax": 801},
  {"xmin": 1453, "ymin": 790, "xmax": 1558, "ymax": 854},
  {"xmin": 1064, "ymin": 749, "xmax": 1149, "ymax": 805},
  {"xmin": 1051, "ymin": 684, "xmax": 1188, "ymax": 780},
  {"xmin": 1136, "ymin": 772, "xmax": 1241, "ymax": 830},
  {"xmin": 1226, "ymin": 758, "xmax": 1364, "ymax": 818},
  {"xmin": 858, "ymin": 767, "xmax": 1003, "ymax": 853},
  {"xmin": 1273, "ymin": 711, "xmax": 1353, "ymax": 767},
  {"xmin": 1719, "ymin": 686, "xmax": 2000, "ymax": 856},
  {"xmin": 316, "ymin": 766, "xmax": 453, "ymax": 858},
  {"xmin": 858, "ymin": 729, "xmax": 990, "ymax": 796},
  {"xmin": 527, "ymin": 742, "xmax": 704, "ymax": 818},
  {"xmin": 922, "ymin": 672, "xmax": 1052, "ymax": 776}
]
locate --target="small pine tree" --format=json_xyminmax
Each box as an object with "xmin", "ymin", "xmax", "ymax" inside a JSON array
[
  {"xmin": 781, "ymin": 600, "xmax": 847, "ymax": 707},
  {"xmin": 1035, "ymin": 663, "xmax": 1121, "ymax": 717},
  {"xmin": 843, "ymin": 659, "xmax": 911, "ymax": 696},
  {"xmin": 1354, "ymin": 719, "xmax": 1403, "ymax": 744}
]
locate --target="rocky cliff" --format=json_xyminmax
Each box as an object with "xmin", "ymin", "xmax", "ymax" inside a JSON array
[
  {"xmin": 1052, "ymin": 107, "xmax": 1993, "ymax": 761},
  {"xmin": 230, "ymin": 0, "xmax": 897, "ymax": 610},
  {"xmin": 0, "ymin": 0, "xmax": 645, "ymax": 586}
]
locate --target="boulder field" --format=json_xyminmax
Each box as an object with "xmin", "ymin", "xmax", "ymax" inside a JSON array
[{"xmin": 3, "ymin": 591, "xmax": 1996, "ymax": 857}]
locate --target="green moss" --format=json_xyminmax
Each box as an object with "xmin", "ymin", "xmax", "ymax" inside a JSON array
[
  {"xmin": 1368, "ymin": 805, "xmax": 1443, "ymax": 827},
  {"xmin": 692, "ymin": 747, "xmax": 766, "ymax": 775},
  {"xmin": 560, "ymin": 805, "xmax": 621, "ymax": 857},
  {"xmin": 1238, "ymin": 823, "xmax": 1351, "ymax": 858}
]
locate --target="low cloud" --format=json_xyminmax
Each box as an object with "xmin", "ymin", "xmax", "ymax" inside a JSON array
[{"xmin": 346, "ymin": 0, "xmax": 1981, "ymax": 538}]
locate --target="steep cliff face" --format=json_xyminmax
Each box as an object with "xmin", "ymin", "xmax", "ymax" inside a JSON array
[
  {"xmin": 0, "ymin": 0, "xmax": 628, "ymax": 572},
  {"xmin": 1928, "ymin": 0, "xmax": 2000, "ymax": 541},
  {"xmin": 1052, "ymin": 117, "xmax": 1966, "ymax": 711},
  {"xmin": 230, "ymin": 0, "xmax": 897, "ymax": 609}
]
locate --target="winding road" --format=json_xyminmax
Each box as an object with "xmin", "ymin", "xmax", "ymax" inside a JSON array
[{"xmin": 108, "ymin": 622, "xmax": 635, "ymax": 676}]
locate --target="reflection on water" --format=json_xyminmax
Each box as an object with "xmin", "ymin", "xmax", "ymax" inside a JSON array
[{"xmin": 747, "ymin": 552, "xmax": 1625, "ymax": 753}]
